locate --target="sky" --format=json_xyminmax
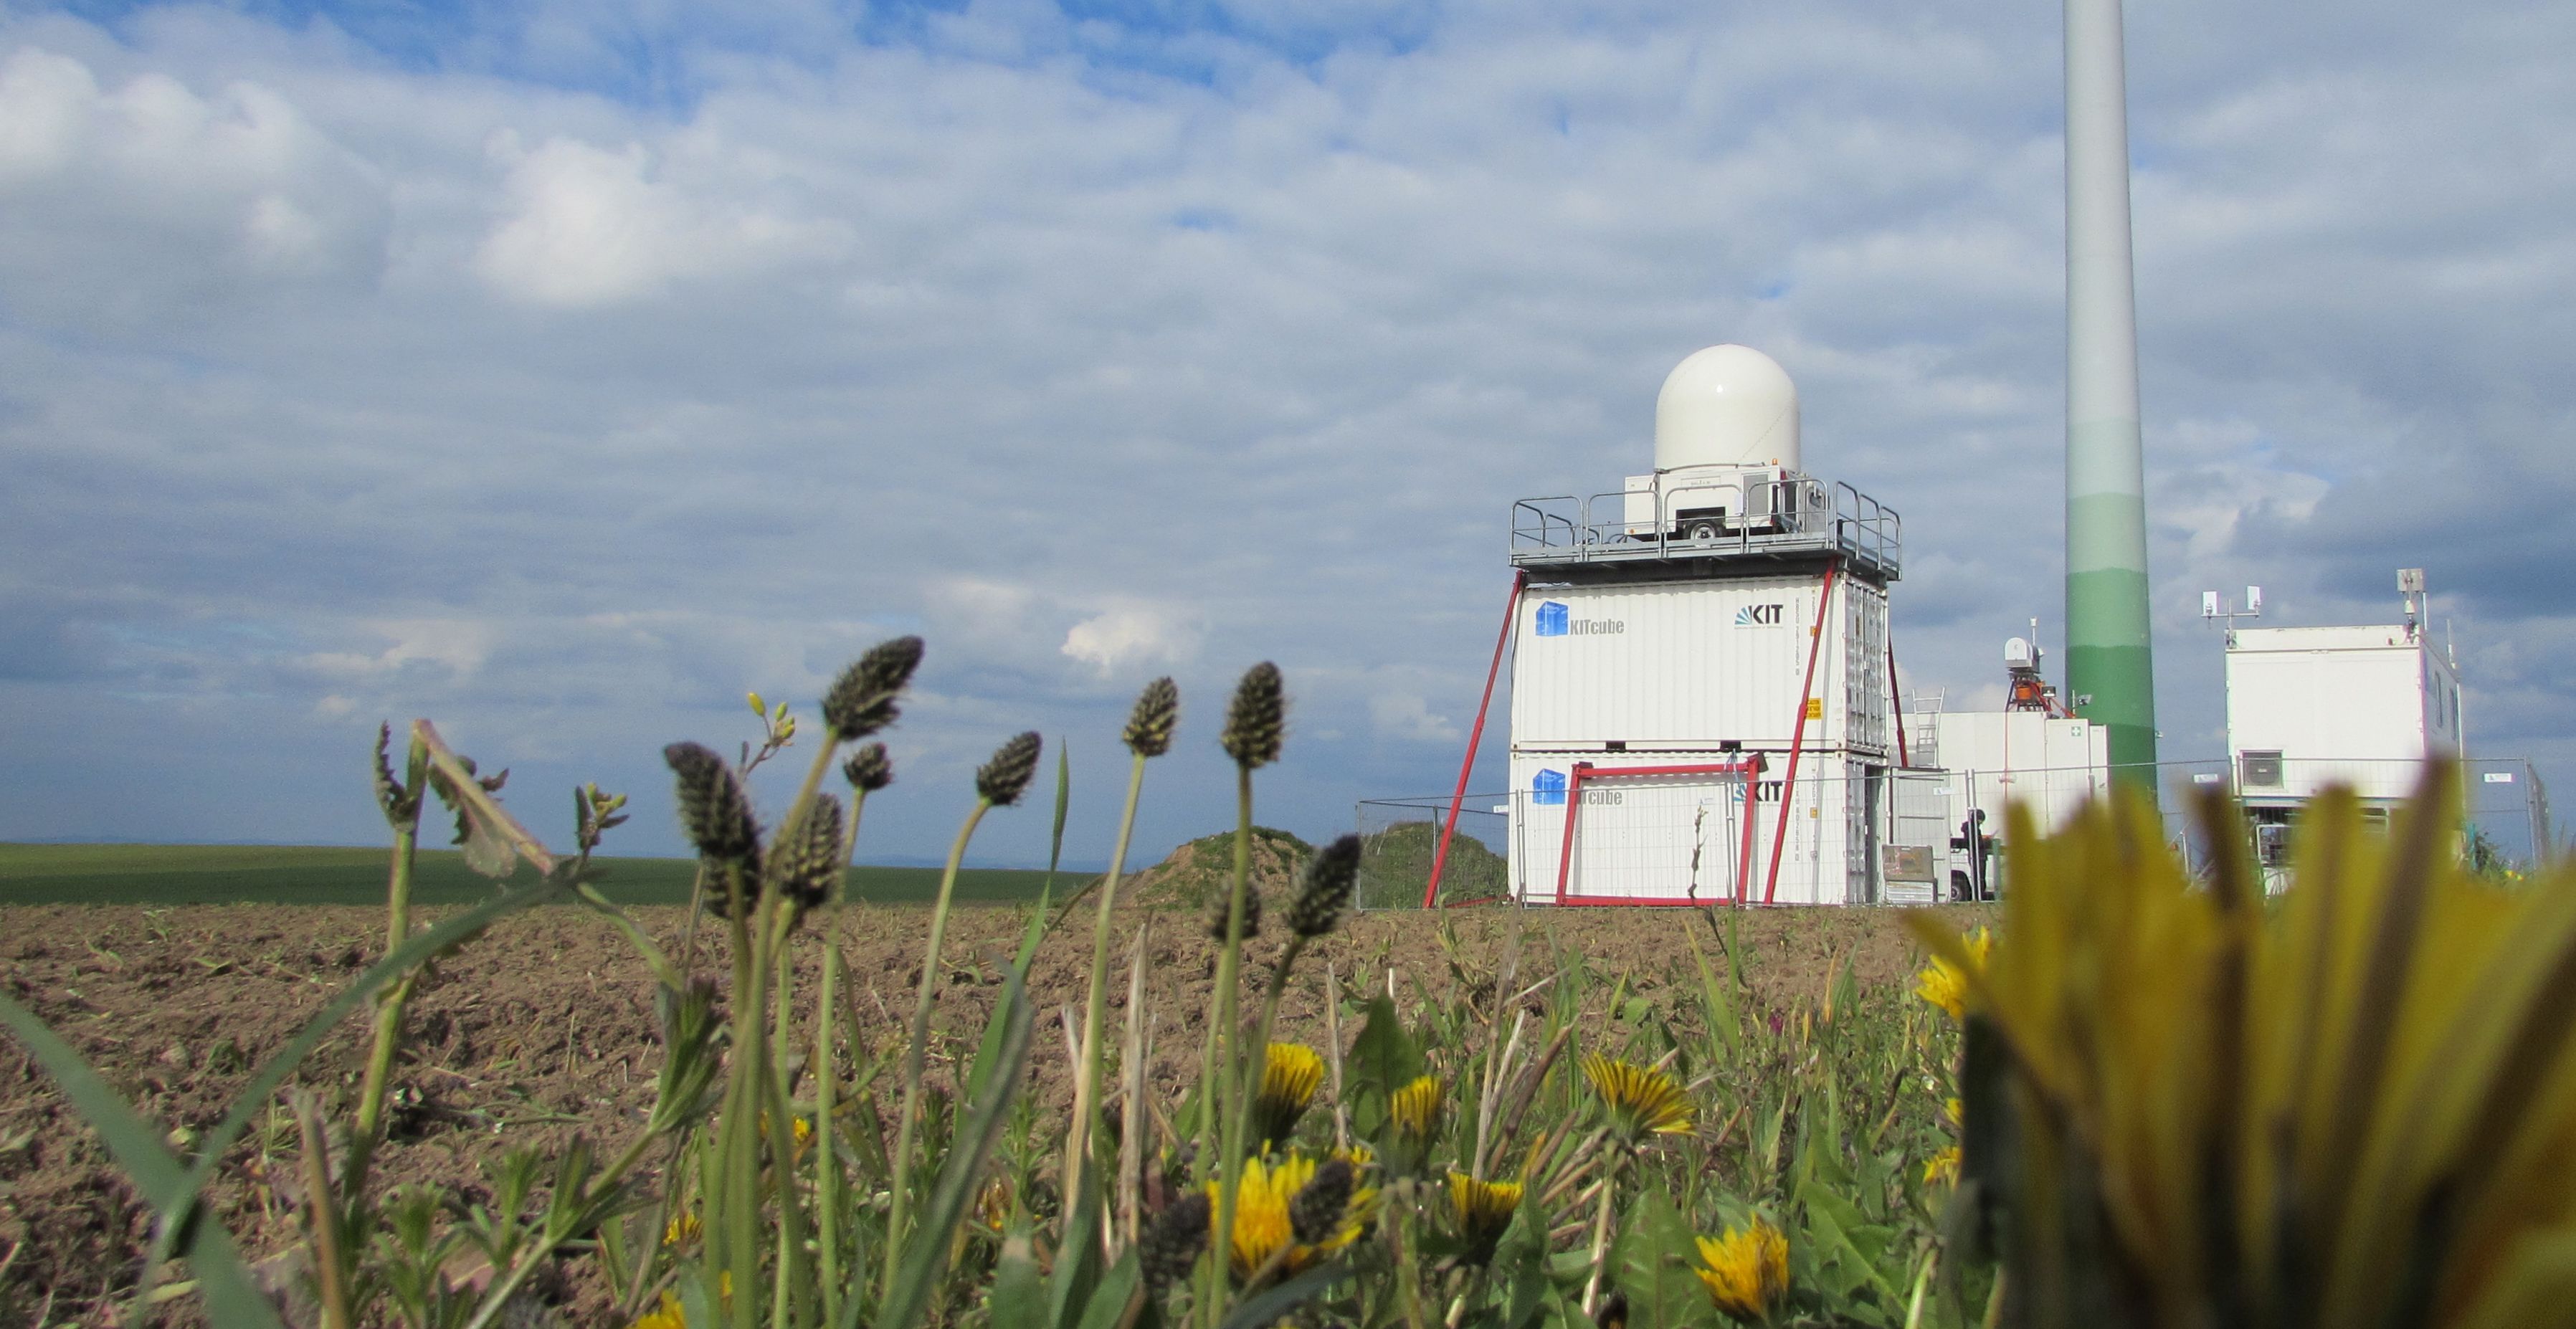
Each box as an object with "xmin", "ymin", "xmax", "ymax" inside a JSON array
[{"xmin": 3, "ymin": 0, "xmax": 2572, "ymax": 870}]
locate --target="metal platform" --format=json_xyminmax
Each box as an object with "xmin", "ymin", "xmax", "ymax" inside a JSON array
[{"xmin": 1508, "ymin": 475, "xmax": 1901, "ymax": 582}]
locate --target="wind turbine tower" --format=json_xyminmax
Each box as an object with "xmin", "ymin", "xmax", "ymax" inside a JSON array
[{"xmin": 2064, "ymin": 0, "xmax": 2159, "ymax": 788}]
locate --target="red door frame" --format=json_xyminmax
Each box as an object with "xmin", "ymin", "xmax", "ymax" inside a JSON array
[{"xmin": 1549, "ymin": 755, "xmax": 1769, "ymax": 908}]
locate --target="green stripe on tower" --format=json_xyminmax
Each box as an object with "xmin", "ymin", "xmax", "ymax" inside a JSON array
[
  {"xmin": 2066, "ymin": 0, "xmax": 2159, "ymax": 794},
  {"xmin": 2066, "ymin": 568, "xmax": 2157, "ymax": 781}
]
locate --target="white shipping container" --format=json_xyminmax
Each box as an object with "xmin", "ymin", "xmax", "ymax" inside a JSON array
[
  {"xmin": 1504, "ymin": 750, "xmax": 1890, "ymax": 906},
  {"xmin": 1510, "ymin": 576, "xmax": 1891, "ymax": 756},
  {"xmin": 1929, "ymin": 712, "xmax": 2111, "ymax": 834},
  {"xmin": 2225, "ymin": 625, "xmax": 2464, "ymax": 802}
]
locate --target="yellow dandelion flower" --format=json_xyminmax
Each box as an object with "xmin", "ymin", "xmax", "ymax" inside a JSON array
[
  {"xmin": 1695, "ymin": 1219, "xmax": 1790, "ymax": 1323},
  {"xmin": 1390, "ymin": 1075, "xmax": 1443, "ymax": 1142},
  {"xmin": 757, "ymin": 1114, "xmax": 817, "ymax": 1156},
  {"xmin": 1206, "ymin": 1149, "xmax": 1375, "ymax": 1277},
  {"xmin": 628, "ymin": 1291, "xmax": 686, "ymax": 1329},
  {"xmin": 662, "ymin": 1210, "xmax": 701, "ymax": 1247},
  {"xmin": 1582, "ymin": 1053, "xmax": 1694, "ymax": 1142},
  {"xmin": 1251, "ymin": 1043, "xmax": 1325, "ymax": 1148},
  {"xmin": 629, "ymin": 1274, "xmax": 730, "ymax": 1329},
  {"xmin": 1923, "ymin": 1145, "xmax": 1962, "ymax": 1186},
  {"xmin": 1913, "ymin": 927, "xmax": 1992, "ymax": 1021},
  {"xmin": 1445, "ymin": 1171, "xmax": 1522, "ymax": 1254},
  {"xmin": 1940, "ymin": 1096, "xmax": 1963, "ymax": 1131}
]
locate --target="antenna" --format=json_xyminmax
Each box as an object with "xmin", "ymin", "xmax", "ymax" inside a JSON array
[
  {"xmin": 2400, "ymin": 568, "xmax": 2425, "ymax": 642},
  {"xmin": 2202, "ymin": 586, "xmax": 2262, "ymax": 646}
]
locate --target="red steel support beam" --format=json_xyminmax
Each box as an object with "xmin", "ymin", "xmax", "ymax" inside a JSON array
[
  {"xmin": 1888, "ymin": 635, "xmax": 1909, "ymax": 768},
  {"xmin": 1426, "ymin": 570, "xmax": 1528, "ymax": 908},
  {"xmin": 1734, "ymin": 752, "xmax": 1766, "ymax": 905},
  {"xmin": 1763, "ymin": 558, "xmax": 1842, "ymax": 904}
]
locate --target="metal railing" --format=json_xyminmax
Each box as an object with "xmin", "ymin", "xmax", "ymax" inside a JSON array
[{"xmin": 1507, "ymin": 471, "xmax": 1901, "ymax": 575}]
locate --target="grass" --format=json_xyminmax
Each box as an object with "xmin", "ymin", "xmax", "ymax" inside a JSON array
[{"xmin": 0, "ymin": 842, "xmax": 1062, "ymax": 908}]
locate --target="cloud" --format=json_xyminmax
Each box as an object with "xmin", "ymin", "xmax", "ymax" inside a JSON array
[
  {"xmin": 300, "ymin": 619, "xmax": 498, "ymax": 682},
  {"xmin": 474, "ymin": 131, "xmax": 844, "ymax": 307},
  {"xmin": 1369, "ymin": 692, "xmax": 1458, "ymax": 743},
  {"xmin": 1061, "ymin": 604, "xmax": 1200, "ymax": 676},
  {"xmin": 2, "ymin": 0, "xmax": 2573, "ymax": 860}
]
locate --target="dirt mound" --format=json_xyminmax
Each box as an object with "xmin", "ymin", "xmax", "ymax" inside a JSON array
[
  {"xmin": 1123, "ymin": 826, "xmax": 1316, "ymax": 910},
  {"xmin": 1358, "ymin": 819, "xmax": 1510, "ymax": 908}
]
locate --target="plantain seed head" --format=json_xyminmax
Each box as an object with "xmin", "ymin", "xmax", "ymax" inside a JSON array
[
  {"xmin": 975, "ymin": 731, "xmax": 1043, "ymax": 806},
  {"xmin": 766, "ymin": 794, "xmax": 845, "ymax": 913},
  {"xmin": 1207, "ymin": 881, "xmax": 1262, "ymax": 943},
  {"xmin": 1287, "ymin": 834, "xmax": 1363, "ymax": 938},
  {"xmin": 820, "ymin": 635, "xmax": 925, "ymax": 741},
  {"xmin": 1219, "ymin": 662, "xmax": 1285, "ymax": 769},
  {"xmin": 1139, "ymin": 1192, "xmax": 1211, "ymax": 1294},
  {"xmin": 1123, "ymin": 676, "xmax": 1180, "ymax": 758},
  {"xmin": 663, "ymin": 742, "xmax": 761, "ymax": 869},
  {"xmin": 1288, "ymin": 1157, "xmax": 1355, "ymax": 1247},
  {"xmin": 842, "ymin": 742, "xmax": 894, "ymax": 794}
]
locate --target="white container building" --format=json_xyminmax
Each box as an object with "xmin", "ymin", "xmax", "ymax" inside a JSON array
[
  {"xmin": 1929, "ymin": 711, "xmax": 2112, "ymax": 837},
  {"xmin": 2223, "ymin": 578, "xmax": 2466, "ymax": 882},
  {"xmin": 1499, "ymin": 346, "xmax": 1908, "ymax": 906},
  {"xmin": 2225, "ymin": 623, "xmax": 2464, "ymax": 805}
]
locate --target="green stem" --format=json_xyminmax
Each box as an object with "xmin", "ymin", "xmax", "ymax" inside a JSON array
[
  {"xmin": 817, "ymin": 786, "xmax": 869, "ymax": 1326},
  {"xmin": 1235, "ymin": 937, "xmax": 1308, "ymax": 1158},
  {"xmin": 1067, "ymin": 753, "xmax": 1149, "ymax": 1208},
  {"xmin": 1579, "ymin": 1150, "xmax": 1629, "ymax": 1318},
  {"xmin": 816, "ymin": 943, "xmax": 847, "ymax": 1328},
  {"xmin": 680, "ymin": 859, "xmax": 712, "ymax": 981},
  {"xmin": 460, "ymin": 1123, "xmax": 671, "ymax": 1329},
  {"xmin": 1201, "ymin": 764, "xmax": 1255, "ymax": 1329},
  {"xmin": 295, "ymin": 1093, "xmax": 353, "ymax": 1329},
  {"xmin": 346, "ymin": 733, "xmax": 431, "ymax": 1202},
  {"xmin": 765, "ymin": 915, "xmax": 807, "ymax": 1329},
  {"xmin": 712, "ymin": 889, "xmax": 766, "ymax": 1329},
  {"xmin": 883, "ymin": 799, "xmax": 994, "ymax": 1300}
]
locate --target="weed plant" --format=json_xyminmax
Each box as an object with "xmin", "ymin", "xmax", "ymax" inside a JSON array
[{"xmin": 4, "ymin": 639, "xmax": 2572, "ymax": 1329}]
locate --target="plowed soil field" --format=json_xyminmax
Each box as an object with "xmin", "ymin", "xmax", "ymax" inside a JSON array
[{"xmin": 0, "ymin": 900, "xmax": 1973, "ymax": 1325}]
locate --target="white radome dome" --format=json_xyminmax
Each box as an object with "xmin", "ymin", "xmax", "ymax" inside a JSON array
[{"xmin": 1654, "ymin": 344, "xmax": 1800, "ymax": 472}]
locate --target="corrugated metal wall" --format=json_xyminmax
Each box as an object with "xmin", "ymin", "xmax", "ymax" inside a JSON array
[
  {"xmin": 1509, "ymin": 576, "xmax": 1890, "ymax": 756},
  {"xmin": 1504, "ymin": 752, "xmax": 1883, "ymax": 907}
]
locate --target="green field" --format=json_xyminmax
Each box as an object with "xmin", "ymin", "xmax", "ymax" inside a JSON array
[{"xmin": 0, "ymin": 843, "xmax": 1066, "ymax": 908}]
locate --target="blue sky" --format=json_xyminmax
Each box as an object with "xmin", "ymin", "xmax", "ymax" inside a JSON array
[{"xmin": 4, "ymin": 0, "xmax": 2572, "ymax": 868}]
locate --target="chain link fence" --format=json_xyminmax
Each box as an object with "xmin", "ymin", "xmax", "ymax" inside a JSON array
[
  {"xmin": 1359, "ymin": 755, "xmax": 2555, "ymax": 908},
  {"xmin": 1354, "ymin": 796, "xmax": 1510, "ymax": 910}
]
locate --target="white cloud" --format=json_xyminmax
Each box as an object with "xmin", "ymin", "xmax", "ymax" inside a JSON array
[
  {"xmin": 473, "ymin": 131, "xmax": 842, "ymax": 307},
  {"xmin": 1369, "ymin": 692, "xmax": 1458, "ymax": 743},
  {"xmin": 1061, "ymin": 605, "xmax": 1199, "ymax": 676},
  {"xmin": 4, "ymin": 1, "xmax": 2575, "ymax": 860},
  {"xmin": 302, "ymin": 619, "xmax": 498, "ymax": 681}
]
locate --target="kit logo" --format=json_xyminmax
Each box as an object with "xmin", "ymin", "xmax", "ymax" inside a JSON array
[
  {"xmin": 1734, "ymin": 603, "xmax": 1785, "ymax": 627},
  {"xmin": 1531, "ymin": 768, "xmax": 1567, "ymax": 806},
  {"xmin": 1533, "ymin": 601, "xmax": 1625, "ymax": 638}
]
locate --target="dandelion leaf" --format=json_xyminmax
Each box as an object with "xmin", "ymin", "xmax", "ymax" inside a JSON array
[
  {"xmin": 1611, "ymin": 1191, "xmax": 1716, "ymax": 1329},
  {"xmin": 1491, "ymin": 1199, "xmax": 1559, "ymax": 1329},
  {"xmin": 988, "ymin": 1229, "xmax": 1046, "ymax": 1329},
  {"xmin": 1347, "ymin": 992, "xmax": 1425, "ymax": 1140}
]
